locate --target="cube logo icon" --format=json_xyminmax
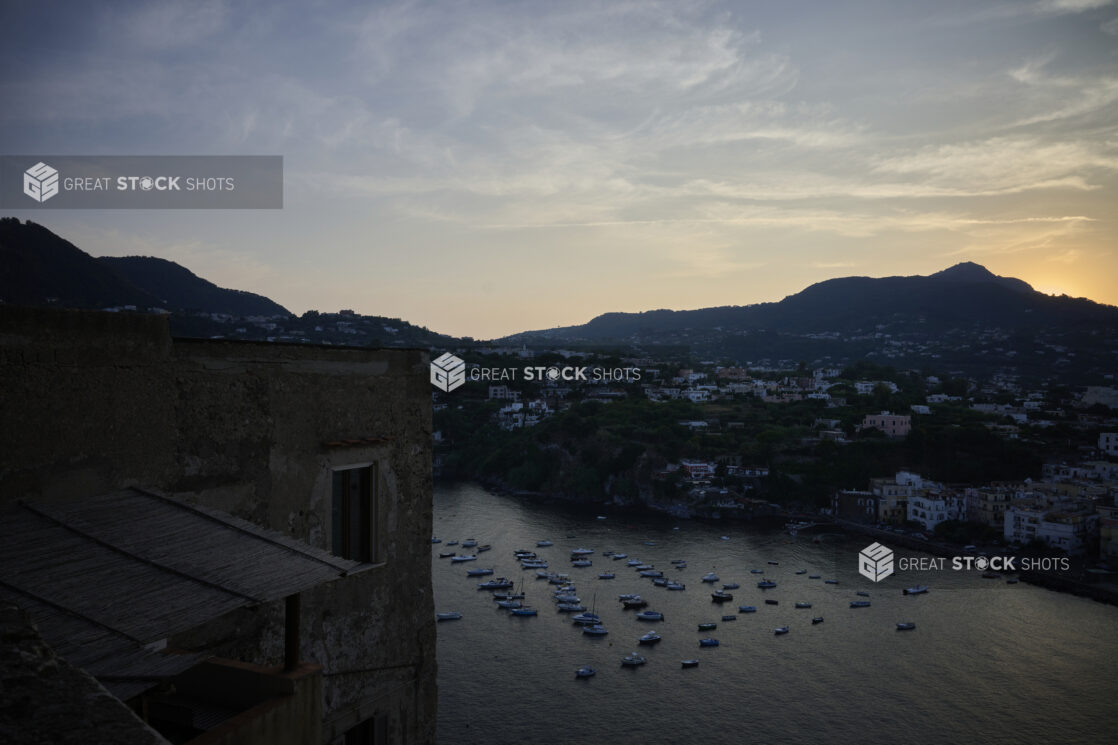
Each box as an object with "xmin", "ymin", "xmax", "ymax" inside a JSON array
[
  {"xmin": 24, "ymin": 162, "xmax": 60, "ymax": 203},
  {"xmin": 858, "ymin": 542, "xmax": 894, "ymax": 582},
  {"xmin": 431, "ymin": 352, "xmax": 466, "ymax": 393}
]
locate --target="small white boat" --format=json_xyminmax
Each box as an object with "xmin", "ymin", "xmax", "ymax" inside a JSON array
[
  {"xmin": 812, "ymin": 616, "xmax": 824, "ymax": 624},
  {"xmin": 774, "ymin": 626, "xmax": 790, "ymax": 635},
  {"xmin": 621, "ymin": 653, "xmax": 646, "ymax": 666},
  {"xmin": 856, "ymin": 591, "xmax": 870, "ymax": 597},
  {"xmin": 582, "ymin": 624, "xmax": 609, "ymax": 636},
  {"xmin": 571, "ymin": 559, "xmax": 593, "ymax": 567},
  {"xmin": 431, "ymin": 537, "xmax": 441, "ymax": 544},
  {"xmin": 721, "ymin": 614, "xmax": 736, "ymax": 622},
  {"xmin": 699, "ymin": 638, "xmax": 720, "ymax": 647},
  {"xmin": 572, "ymin": 612, "xmax": 600, "ymax": 625},
  {"xmin": 738, "ymin": 605, "xmax": 757, "ymax": 613},
  {"xmin": 666, "ymin": 581, "xmax": 686, "ymax": 591},
  {"xmin": 571, "ymin": 548, "xmax": 595, "ymax": 556},
  {"xmin": 711, "ymin": 590, "xmax": 733, "ymax": 603},
  {"xmin": 720, "ymin": 536, "xmax": 730, "ymax": 541},
  {"xmin": 536, "ymin": 539, "xmax": 553, "ymax": 547},
  {"xmin": 436, "ymin": 611, "xmax": 462, "ymax": 621},
  {"xmin": 636, "ymin": 610, "xmax": 664, "ymax": 622},
  {"xmin": 450, "ymin": 554, "xmax": 477, "ymax": 563},
  {"xmin": 496, "ymin": 599, "xmax": 522, "ymax": 609},
  {"xmin": 903, "ymin": 585, "xmax": 929, "ymax": 595},
  {"xmin": 575, "ymin": 665, "xmax": 596, "ymax": 678},
  {"xmin": 612, "ymin": 553, "xmax": 628, "ymax": 560},
  {"xmin": 681, "ymin": 659, "xmax": 699, "ymax": 668},
  {"xmin": 896, "ymin": 622, "xmax": 917, "ymax": 631},
  {"xmin": 850, "ymin": 600, "xmax": 871, "ymax": 608},
  {"xmin": 638, "ymin": 631, "xmax": 662, "ymax": 645},
  {"xmin": 627, "ymin": 559, "xmax": 643, "ymax": 567},
  {"xmin": 701, "ymin": 572, "xmax": 720, "ymax": 583},
  {"xmin": 557, "ymin": 603, "xmax": 586, "ymax": 612},
  {"xmin": 824, "ymin": 579, "xmax": 839, "ymax": 585},
  {"xmin": 509, "ymin": 607, "xmax": 537, "ymax": 616},
  {"xmin": 722, "ymin": 583, "xmax": 740, "ymax": 590},
  {"xmin": 596, "ymin": 515, "xmax": 607, "ymax": 520},
  {"xmin": 598, "ymin": 572, "xmax": 616, "ymax": 580},
  {"xmin": 795, "ymin": 602, "xmax": 812, "ymax": 609},
  {"xmin": 477, "ymin": 578, "xmax": 514, "ymax": 590},
  {"xmin": 639, "ymin": 569, "xmax": 664, "ymax": 578},
  {"xmin": 466, "ymin": 567, "xmax": 494, "ymax": 576},
  {"xmin": 750, "ymin": 569, "xmax": 764, "ymax": 574},
  {"xmin": 462, "ymin": 539, "xmax": 478, "ymax": 548},
  {"xmin": 446, "ymin": 540, "xmax": 459, "ymax": 546},
  {"xmin": 757, "ymin": 580, "xmax": 777, "ymax": 589},
  {"xmin": 477, "ymin": 545, "xmax": 492, "ymax": 553},
  {"xmin": 617, "ymin": 593, "xmax": 641, "ymax": 601},
  {"xmin": 795, "ymin": 569, "xmax": 807, "ymax": 575}
]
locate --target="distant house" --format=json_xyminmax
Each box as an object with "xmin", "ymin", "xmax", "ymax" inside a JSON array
[
  {"xmin": 1100, "ymin": 432, "xmax": 1118, "ymax": 457},
  {"xmin": 860, "ymin": 411, "xmax": 911, "ymax": 438}
]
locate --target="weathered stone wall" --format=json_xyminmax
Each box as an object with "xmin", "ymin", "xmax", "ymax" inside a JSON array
[{"xmin": 0, "ymin": 307, "xmax": 436, "ymax": 744}]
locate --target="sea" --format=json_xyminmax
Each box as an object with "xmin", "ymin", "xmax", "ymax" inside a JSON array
[{"xmin": 433, "ymin": 482, "xmax": 1118, "ymax": 745}]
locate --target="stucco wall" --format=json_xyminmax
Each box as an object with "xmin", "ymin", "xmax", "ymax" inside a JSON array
[{"xmin": 0, "ymin": 306, "xmax": 436, "ymax": 745}]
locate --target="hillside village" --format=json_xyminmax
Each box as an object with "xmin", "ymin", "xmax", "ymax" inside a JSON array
[{"xmin": 433, "ymin": 346, "xmax": 1118, "ymax": 563}]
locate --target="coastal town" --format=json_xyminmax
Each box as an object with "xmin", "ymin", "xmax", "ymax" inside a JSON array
[{"xmin": 433, "ymin": 347, "xmax": 1118, "ymax": 570}]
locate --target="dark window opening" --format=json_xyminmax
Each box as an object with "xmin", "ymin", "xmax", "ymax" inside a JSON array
[{"xmin": 332, "ymin": 465, "xmax": 376, "ymax": 562}]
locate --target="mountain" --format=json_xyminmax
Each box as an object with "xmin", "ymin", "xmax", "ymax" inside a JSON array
[
  {"xmin": 0, "ymin": 218, "xmax": 287, "ymax": 317},
  {"xmin": 0, "ymin": 218, "xmax": 162, "ymax": 309},
  {"xmin": 502, "ymin": 263, "xmax": 1118, "ymax": 379},
  {"xmin": 99, "ymin": 256, "xmax": 289, "ymax": 317},
  {"xmin": 0, "ymin": 218, "xmax": 456, "ymax": 349}
]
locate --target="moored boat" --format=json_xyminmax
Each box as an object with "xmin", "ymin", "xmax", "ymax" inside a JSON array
[
  {"xmin": 739, "ymin": 605, "xmax": 757, "ymax": 613},
  {"xmin": 681, "ymin": 659, "xmax": 699, "ymax": 668},
  {"xmin": 621, "ymin": 652, "xmax": 646, "ymax": 667},
  {"xmin": 450, "ymin": 554, "xmax": 477, "ymax": 563},
  {"xmin": 850, "ymin": 600, "xmax": 871, "ymax": 608},
  {"xmin": 636, "ymin": 610, "xmax": 664, "ymax": 621},
  {"xmin": 466, "ymin": 567, "xmax": 494, "ymax": 576},
  {"xmin": 436, "ymin": 611, "xmax": 462, "ymax": 621},
  {"xmin": 774, "ymin": 626, "xmax": 789, "ymax": 635},
  {"xmin": 812, "ymin": 616, "xmax": 824, "ymax": 624},
  {"xmin": 575, "ymin": 665, "xmax": 596, "ymax": 678},
  {"xmin": 638, "ymin": 631, "xmax": 662, "ymax": 645},
  {"xmin": 701, "ymin": 572, "xmax": 720, "ymax": 583},
  {"xmin": 582, "ymin": 624, "xmax": 609, "ymax": 636},
  {"xmin": 757, "ymin": 580, "xmax": 777, "ymax": 589},
  {"xmin": 698, "ymin": 638, "xmax": 719, "ymax": 647},
  {"xmin": 477, "ymin": 578, "xmax": 514, "ymax": 589},
  {"xmin": 896, "ymin": 622, "xmax": 916, "ymax": 630},
  {"xmin": 764, "ymin": 599, "xmax": 779, "ymax": 605},
  {"xmin": 795, "ymin": 602, "xmax": 812, "ymax": 609},
  {"xmin": 698, "ymin": 622, "xmax": 717, "ymax": 631},
  {"xmin": 509, "ymin": 607, "xmax": 537, "ymax": 616}
]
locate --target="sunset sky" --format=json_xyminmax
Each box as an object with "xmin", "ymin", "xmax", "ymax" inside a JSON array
[{"xmin": 2, "ymin": 0, "xmax": 1116, "ymax": 338}]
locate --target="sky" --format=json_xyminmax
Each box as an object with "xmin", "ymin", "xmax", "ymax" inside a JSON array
[{"xmin": 1, "ymin": 0, "xmax": 1116, "ymax": 339}]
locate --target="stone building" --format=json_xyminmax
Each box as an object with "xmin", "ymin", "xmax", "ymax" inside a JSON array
[{"xmin": 0, "ymin": 306, "xmax": 436, "ymax": 744}]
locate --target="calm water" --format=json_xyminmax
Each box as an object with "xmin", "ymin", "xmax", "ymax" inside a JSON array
[{"xmin": 433, "ymin": 483, "xmax": 1118, "ymax": 745}]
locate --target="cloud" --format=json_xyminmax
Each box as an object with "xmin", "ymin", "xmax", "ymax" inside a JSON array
[{"xmin": 871, "ymin": 137, "xmax": 1118, "ymax": 193}]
